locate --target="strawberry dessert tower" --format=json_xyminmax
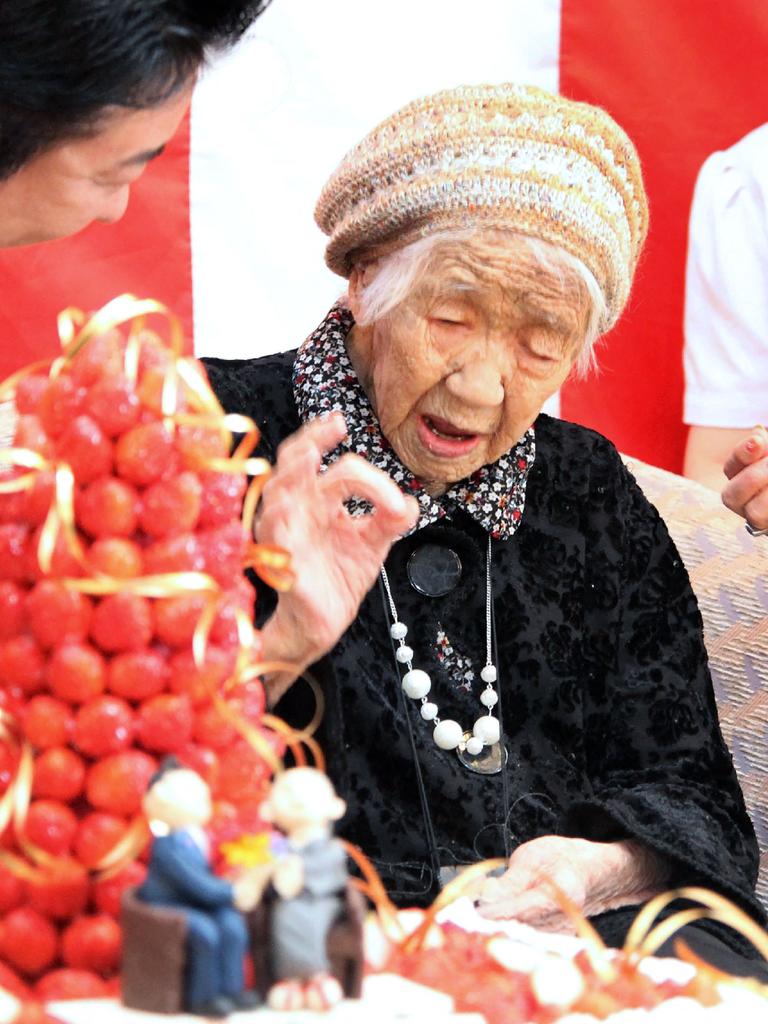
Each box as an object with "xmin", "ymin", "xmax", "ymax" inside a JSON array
[{"xmin": 0, "ymin": 295, "xmax": 287, "ymax": 1004}]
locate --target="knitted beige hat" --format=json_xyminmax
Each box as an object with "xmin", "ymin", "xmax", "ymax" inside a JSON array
[{"xmin": 315, "ymin": 82, "xmax": 648, "ymax": 330}]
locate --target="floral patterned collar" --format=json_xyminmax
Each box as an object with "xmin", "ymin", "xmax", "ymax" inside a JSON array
[{"xmin": 292, "ymin": 304, "xmax": 535, "ymax": 540}]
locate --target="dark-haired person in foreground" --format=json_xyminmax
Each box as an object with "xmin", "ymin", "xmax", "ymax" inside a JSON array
[
  {"xmin": 0, "ymin": 0, "xmax": 420, "ymax": 699},
  {"xmin": 0, "ymin": 0, "xmax": 270, "ymax": 246}
]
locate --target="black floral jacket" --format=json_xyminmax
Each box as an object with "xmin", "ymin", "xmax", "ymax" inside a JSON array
[{"xmin": 203, "ymin": 348, "xmax": 763, "ymax": 946}]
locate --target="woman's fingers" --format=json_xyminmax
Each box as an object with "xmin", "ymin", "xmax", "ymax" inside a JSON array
[
  {"xmin": 258, "ymin": 415, "xmax": 349, "ymax": 523},
  {"xmin": 477, "ymin": 886, "xmax": 559, "ymax": 923},
  {"xmin": 272, "ymin": 412, "xmax": 348, "ymax": 477},
  {"xmin": 322, "ymin": 454, "xmax": 418, "ymax": 523}
]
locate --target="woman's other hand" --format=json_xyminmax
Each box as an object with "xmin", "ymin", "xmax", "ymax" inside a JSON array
[
  {"xmin": 474, "ymin": 836, "xmax": 668, "ymax": 932},
  {"xmin": 258, "ymin": 412, "xmax": 419, "ymax": 702},
  {"xmin": 722, "ymin": 424, "xmax": 768, "ymax": 530}
]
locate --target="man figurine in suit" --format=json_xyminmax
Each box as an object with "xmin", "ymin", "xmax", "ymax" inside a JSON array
[
  {"xmin": 137, "ymin": 757, "xmax": 262, "ymax": 1018},
  {"xmin": 260, "ymin": 767, "xmax": 349, "ymax": 1011}
]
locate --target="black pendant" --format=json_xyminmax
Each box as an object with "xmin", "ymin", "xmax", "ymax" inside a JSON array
[
  {"xmin": 456, "ymin": 732, "xmax": 508, "ymax": 775},
  {"xmin": 407, "ymin": 544, "xmax": 462, "ymax": 597}
]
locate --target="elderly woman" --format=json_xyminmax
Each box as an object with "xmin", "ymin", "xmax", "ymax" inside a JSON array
[{"xmin": 204, "ymin": 84, "xmax": 765, "ymax": 972}]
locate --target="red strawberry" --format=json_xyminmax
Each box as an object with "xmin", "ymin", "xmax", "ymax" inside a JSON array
[
  {"xmin": 32, "ymin": 747, "xmax": 86, "ymax": 802},
  {"xmin": 217, "ymin": 737, "xmax": 275, "ymax": 804},
  {"xmin": 76, "ymin": 476, "xmax": 139, "ymax": 538},
  {"xmin": 26, "ymin": 582, "xmax": 92, "ymax": 649},
  {"xmin": 87, "ymin": 537, "xmax": 143, "ymax": 578},
  {"xmin": 192, "ymin": 700, "xmax": 238, "ymax": 749},
  {"xmin": 35, "ymin": 967, "xmax": 110, "ymax": 1001},
  {"xmin": 25, "ymin": 800, "xmax": 78, "ymax": 857},
  {"xmin": 12, "ymin": 414, "xmax": 54, "ymax": 459},
  {"xmin": 209, "ymin": 578, "xmax": 257, "ymax": 647},
  {"xmin": 107, "ymin": 648, "xmax": 169, "ymax": 701},
  {"xmin": 26, "ymin": 526, "xmax": 84, "ymax": 580},
  {"xmin": 46, "ymin": 642, "xmax": 106, "ymax": 703},
  {"xmin": 14, "ymin": 374, "xmax": 50, "ymax": 416},
  {"xmin": 86, "ymin": 750, "xmax": 157, "ymax": 816},
  {"xmin": 26, "ymin": 860, "xmax": 88, "ymax": 920},
  {"xmin": 168, "ymin": 646, "xmax": 233, "ymax": 705},
  {"xmin": 91, "ymin": 862, "xmax": 146, "ymax": 918},
  {"xmin": 61, "ymin": 915, "xmax": 122, "ymax": 974},
  {"xmin": 0, "ymin": 863, "xmax": 27, "ymax": 914},
  {"xmin": 0, "ymin": 488, "xmax": 27, "ymax": 526},
  {"xmin": 114, "ymin": 421, "xmax": 176, "ymax": 486},
  {"xmin": 19, "ymin": 472, "xmax": 55, "ymax": 527},
  {"xmin": 66, "ymin": 331, "xmax": 123, "ymax": 388},
  {"xmin": 136, "ymin": 693, "xmax": 193, "ymax": 753},
  {"xmin": 198, "ymin": 523, "xmax": 247, "ymax": 588},
  {"xmin": 0, "ymin": 740, "xmax": 19, "ymax": 789},
  {"xmin": 23, "ymin": 695, "xmax": 73, "ymax": 749},
  {"xmin": 176, "ymin": 423, "xmax": 228, "ymax": 470},
  {"xmin": 56, "ymin": 415, "xmax": 113, "ymax": 483},
  {"xmin": 135, "ymin": 365, "xmax": 182, "ymax": 416},
  {"xmin": 90, "ymin": 592, "xmax": 153, "ymax": 652},
  {"xmin": 0, "ymin": 635, "xmax": 45, "ymax": 693},
  {"xmin": 198, "ymin": 471, "xmax": 247, "ymax": 527},
  {"xmin": 39, "ymin": 375, "xmax": 86, "ymax": 438},
  {"xmin": 0, "ymin": 906, "xmax": 59, "ymax": 975},
  {"xmin": 153, "ymin": 593, "xmax": 208, "ymax": 648},
  {"xmin": 74, "ymin": 696, "xmax": 134, "ymax": 757},
  {"xmin": 0, "ymin": 960, "xmax": 31, "ymax": 999},
  {"xmin": 176, "ymin": 742, "xmax": 220, "ymax": 789},
  {"xmin": 142, "ymin": 532, "xmax": 204, "ymax": 575},
  {"xmin": 139, "ymin": 471, "xmax": 202, "ymax": 538},
  {"xmin": 0, "ymin": 580, "xmax": 25, "ymax": 640},
  {"xmin": 0, "ymin": 523, "xmax": 32, "ymax": 582},
  {"xmin": 74, "ymin": 813, "xmax": 128, "ymax": 869},
  {"xmin": 84, "ymin": 375, "xmax": 141, "ymax": 438}
]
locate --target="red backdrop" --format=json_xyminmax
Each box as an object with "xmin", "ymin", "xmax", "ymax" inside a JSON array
[
  {"xmin": 0, "ymin": 113, "xmax": 193, "ymax": 379},
  {"xmin": 2, "ymin": 9, "xmax": 768, "ymax": 471},
  {"xmin": 559, "ymin": 0, "xmax": 768, "ymax": 469}
]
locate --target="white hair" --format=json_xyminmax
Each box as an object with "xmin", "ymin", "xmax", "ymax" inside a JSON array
[{"xmin": 344, "ymin": 228, "xmax": 607, "ymax": 377}]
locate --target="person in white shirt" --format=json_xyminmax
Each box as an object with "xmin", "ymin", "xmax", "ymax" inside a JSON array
[{"xmin": 683, "ymin": 124, "xmax": 768, "ymax": 491}]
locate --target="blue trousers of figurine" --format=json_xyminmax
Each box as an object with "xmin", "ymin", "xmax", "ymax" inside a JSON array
[{"xmin": 178, "ymin": 906, "xmax": 248, "ymax": 1011}]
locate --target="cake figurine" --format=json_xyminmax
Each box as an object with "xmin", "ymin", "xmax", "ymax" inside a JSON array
[
  {"xmin": 259, "ymin": 767, "xmax": 349, "ymax": 1012},
  {"xmin": 132, "ymin": 758, "xmax": 262, "ymax": 1018}
]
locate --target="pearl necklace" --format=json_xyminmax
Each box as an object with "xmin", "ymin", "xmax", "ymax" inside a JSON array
[{"xmin": 380, "ymin": 535, "xmax": 501, "ymax": 757}]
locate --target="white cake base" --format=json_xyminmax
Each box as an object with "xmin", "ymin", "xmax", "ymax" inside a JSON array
[
  {"xmin": 45, "ymin": 899, "xmax": 768, "ymax": 1024},
  {"xmin": 49, "ymin": 976, "xmax": 483, "ymax": 1024}
]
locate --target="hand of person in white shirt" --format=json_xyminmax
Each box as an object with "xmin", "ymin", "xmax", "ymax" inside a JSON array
[{"xmin": 721, "ymin": 424, "xmax": 768, "ymax": 530}]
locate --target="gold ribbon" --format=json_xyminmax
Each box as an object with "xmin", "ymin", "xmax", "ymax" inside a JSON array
[{"xmin": 624, "ymin": 886, "xmax": 768, "ymax": 965}]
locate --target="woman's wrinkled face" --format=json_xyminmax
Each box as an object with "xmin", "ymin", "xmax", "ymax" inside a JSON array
[{"xmin": 347, "ymin": 236, "xmax": 590, "ymax": 494}]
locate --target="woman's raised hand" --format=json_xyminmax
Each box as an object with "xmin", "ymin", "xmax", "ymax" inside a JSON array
[
  {"xmin": 474, "ymin": 836, "xmax": 668, "ymax": 932},
  {"xmin": 257, "ymin": 412, "xmax": 419, "ymax": 703}
]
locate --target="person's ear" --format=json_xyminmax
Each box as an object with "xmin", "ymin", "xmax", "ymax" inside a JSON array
[{"xmin": 347, "ymin": 265, "xmax": 365, "ymax": 321}]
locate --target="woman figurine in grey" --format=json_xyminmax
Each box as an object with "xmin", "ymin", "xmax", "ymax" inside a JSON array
[{"xmin": 261, "ymin": 767, "xmax": 349, "ymax": 1011}]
